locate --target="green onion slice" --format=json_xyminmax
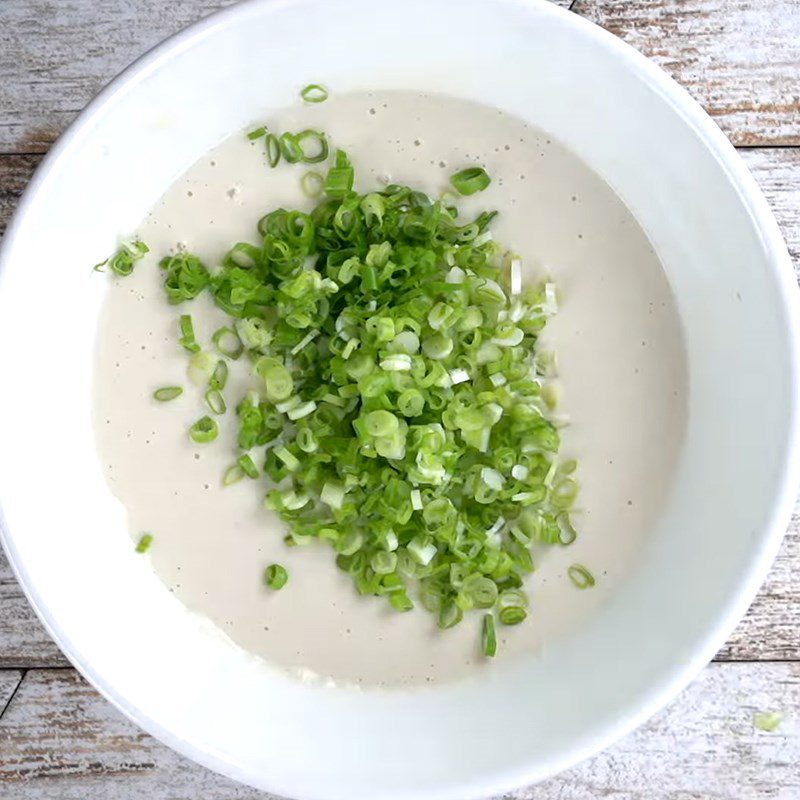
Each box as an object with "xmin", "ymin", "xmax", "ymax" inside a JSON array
[
  {"xmin": 450, "ymin": 167, "xmax": 491, "ymax": 196},
  {"xmin": 110, "ymin": 142, "xmax": 580, "ymax": 654},
  {"xmin": 96, "ymin": 240, "xmax": 149, "ymax": 276},
  {"xmin": 135, "ymin": 533, "xmax": 153, "ymax": 553},
  {"xmin": 205, "ymin": 388, "xmax": 226, "ymax": 415},
  {"xmin": 482, "ymin": 614, "xmax": 497, "ymax": 657},
  {"xmin": 212, "ymin": 326, "xmax": 243, "ymax": 359},
  {"xmin": 209, "ymin": 359, "xmax": 229, "ymax": 392},
  {"xmin": 567, "ymin": 564, "xmax": 595, "ymax": 589},
  {"xmin": 295, "ymin": 129, "xmax": 329, "ymax": 164},
  {"xmin": 266, "ymin": 133, "xmax": 280, "ymax": 167},
  {"xmin": 178, "ymin": 314, "xmax": 200, "ymax": 354},
  {"xmin": 300, "ymin": 83, "xmax": 329, "ymax": 103},
  {"xmin": 189, "ymin": 415, "xmax": 218, "ymax": 443},
  {"xmin": 265, "ymin": 563, "xmax": 289, "ymax": 590},
  {"xmin": 301, "ymin": 170, "xmax": 325, "ymax": 198}
]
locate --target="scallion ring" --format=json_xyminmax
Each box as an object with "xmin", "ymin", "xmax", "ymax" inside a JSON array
[
  {"xmin": 153, "ymin": 386, "xmax": 182, "ymax": 402},
  {"xmin": 450, "ymin": 166, "xmax": 491, "ymax": 196},
  {"xmin": 295, "ymin": 129, "xmax": 329, "ymax": 164},
  {"xmin": 178, "ymin": 314, "xmax": 200, "ymax": 354},
  {"xmin": 300, "ymin": 83, "xmax": 329, "ymax": 103},
  {"xmin": 189, "ymin": 415, "xmax": 218, "ymax": 443},
  {"xmin": 301, "ymin": 170, "xmax": 325, "ymax": 198},
  {"xmin": 265, "ymin": 133, "xmax": 280, "ymax": 167},
  {"xmin": 265, "ymin": 563, "xmax": 289, "ymax": 590},
  {"xmin": 212, "ymin": 326, "xmax": 243, "ymax": 359},
  {"xmin": 567, "ymin": 564, "xmax": 595, "ymax": 589}
]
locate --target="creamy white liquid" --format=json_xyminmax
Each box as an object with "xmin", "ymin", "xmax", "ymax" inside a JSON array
[{"xmin": 93, "ymin": 91, "xmax": 687, "ymax": 687}]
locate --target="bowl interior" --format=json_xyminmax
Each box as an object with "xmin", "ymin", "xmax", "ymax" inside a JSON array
[{"xmin": 0, "ymin": 1, "xmax": 797, "ymax": 798}]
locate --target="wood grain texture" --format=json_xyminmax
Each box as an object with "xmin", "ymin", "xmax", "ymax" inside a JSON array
[
  {"xmin": 0, "ymin": 552, "xmax": 69, "ymax": 669},
  {"xmin": 1, "ymin": 0, "xmax": 795, "ymax": 152},
  {"xmin": 0, "ymin": 0, "xmax": 572, "ymax": 154},
  {"xmin": 0, "ymin": 664, "xmax": 796, "ymax": 799},
  {"xmin": 0, "ymin": 671, "xmax": 23, "ymax": 720},
  {"xmin": 0, "ymin": 155, "xmax": 38, "ymax": 236},
  {"xmin": 0, "ymin": 0, "xmax": 237, "ymax": 153},
  {"xmin": 573, "ymin": 0, "xmax": 800, "ymax": 146}
]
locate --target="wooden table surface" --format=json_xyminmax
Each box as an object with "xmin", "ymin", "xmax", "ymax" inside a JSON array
[{"xmin": 1, "ymin": 1, "xmax": 799, "ymax": 797}]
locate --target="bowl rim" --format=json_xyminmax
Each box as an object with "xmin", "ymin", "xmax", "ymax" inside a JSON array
[{"xmin": 1, "ymin": 0, "xmax": 799, "ymax": 796}]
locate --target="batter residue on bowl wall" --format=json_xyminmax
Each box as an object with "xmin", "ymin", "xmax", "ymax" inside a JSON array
[{"xmin": 93, "ymin": 91, "xmax": 688, "ymax": 687}]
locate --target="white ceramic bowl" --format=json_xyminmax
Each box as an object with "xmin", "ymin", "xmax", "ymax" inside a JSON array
[{"xmin": 1, "ymin": 1, "xmax": 798, "ymax": 798}]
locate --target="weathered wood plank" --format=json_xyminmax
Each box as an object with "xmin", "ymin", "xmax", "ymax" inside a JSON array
[
  {"xmin": 716, "ymin": 515, "xmax": 800, "ymax": 663},
  {"xmin": 740, "ymin": 147, "xmax": 800, "ymax": 266},
  {"xmin": 0, "ymin": 0, "xmax": 237, "ymax": 154},
  {"xmin": 1, "ymin": 0, "xmax": 795, "ymax": 152},
  {"xmin": 573, "ymin": 0, "xmax": 800, "ymax": 146},
  {"xmin": 0, "ymin": 552, "xmax": 69, "ymax": 669},
  {"xmin": 0, "ymin": 0, "xmax": 572, "ymax": 154},
  {"xmin": 0, "ymin": 664, "xmax": 796, "ymax": 798},
  {"xmin": 0, "ymin": 154, "xmax": 38, "ymax": 237},
  {"xmin": 0, "ymin": 671, "xmax": 23, "ymax": 720}
]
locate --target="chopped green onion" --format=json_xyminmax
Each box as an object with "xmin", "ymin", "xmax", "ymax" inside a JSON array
[
  {"xmin": 189, "ymin": 416, "xmax": 218, "ymax": 443},
  {"xmin": 301, "ymin": 170, "xmax": 325, "ymax": 198},
  {"xmin": 450, "ymin": 167, "xmax": 491, "ymax": 196},
  {"xmin": 95, "ymin": 240, "xmax": 149, "ymax": 276},
  {"xmin": 187, "ymin": 351, "xmax": 217, "ymax": 386},
  {"xmin": 266, "ymin": 133, "xmax": 280, "ymax": 167},
  {"xmin": 279, "ymin": 132, "xmax": 303, "ymax": 163},
  {"xmin": 300, "ymin": 83, "xmax": 329, "ymax": 103},
  {"xmin": 753, "ymin": 711, "xmax": 783, "ymax": 732},
  {"xmin": 135, "ymin": 533, "xmax": 153, "ymax": 553},
  {"xmin": 263, "ymin": 364, "xmax": 293, "ymax": 402},
  {"xmin": 438, "ymin": 600, "xmax": 463, "ymax": 629},
  {"xmin": 178, "ymin": 314, "xmax": 200, "ymax": 353},
  {"xmin": 324, "ymin": 149, "xmax": 354, "ymax": 198},
  {"xmin": 247, "ymin": 126, "xmax": 267, "ymax": 140},
  {"xmin": 153, "ymin": 386, "xmax": 182, "ymax": 402},
  {"xmin": 265, "ymin": 563, "xmax": 288, "ymax": 590},
  {"xmin": 212, "ymin": 327, "xmax": 243, "ymax": 359},
  {"xmin": 237, "ymin": 454, "xmax": 259, "ymax": 478},
  {"xmin": 120, "ymin": 147, "xmax": 577, "ymax": 653},
  {"xmin": 498, "ymin": 606, "xmax": 527, "ymax": 625},
  {"xmin": 205, "ymin": 388, "xmax": 226, "ymax": 415},
  {"xmin": 321, "ymin": 481, "xmax": 345, "ymax": 509},
  {"xmin": 567, "ymin": 564, "xmax": 595, "ymax": 589},
  {"xmin": 481, "ymin": 614, "xmax": 497, "ymax": 657},
  {"xmin": 295, "ymin": 129, "xmax": 329, "ymax": 164},
  {"xmin": 223, "ymin": 464, "xmax": 244, "ymax": 486},
  {"xmin": 274, "ymin": 445, "xmax": 300, "ymax": 472},
  {"xmin": 209, "ymin": 359, "xmax": 228, "ymax": 392}
]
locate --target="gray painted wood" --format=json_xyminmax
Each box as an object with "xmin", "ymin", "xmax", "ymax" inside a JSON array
[
  {"xmin": 573, "ymin": 0, "xmax": 800, "ymax": 146},
  {"xmin": 0, "ymin": 665, "xmax": 796, "ymax": 799},
  {"xmin": 1, "ymin": 0, "xmax": 796, "ymax": 151}
]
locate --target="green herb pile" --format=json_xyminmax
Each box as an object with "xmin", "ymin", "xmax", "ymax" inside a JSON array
[{"xmin": 108, "ymin": 102, "xmax": 587, "ymax": 656}]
